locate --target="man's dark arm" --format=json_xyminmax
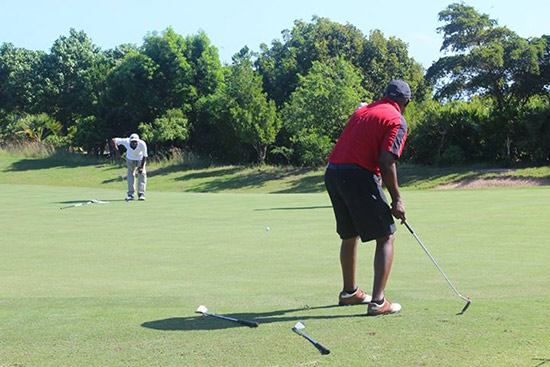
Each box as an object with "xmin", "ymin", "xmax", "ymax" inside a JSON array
[
  {"xmin": 379, "ymin": 150, "xmax": 405, "ymax": 221},
  {"xmin": 111, "ymin": 138, "xmax": 121, "ymax": 159}
]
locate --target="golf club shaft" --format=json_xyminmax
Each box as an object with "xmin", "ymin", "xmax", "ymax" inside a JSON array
[
  {"xmin": 60, "ymin": 202, "xmax": 89, "ymax": 209},
  {"xmin": 403, "ymin": 221, "xmax": 469, "ymax": 302},
  {"xmin": 294, "ymin": 329, "xmax": 330, "ymax": 355},
  {"xmin": 204, "ymin": 312, "xmax": 259, "ymax": 327},
  {"xmin": 60, "ymin": 200, "xmax": 108, "ymax": 209}
]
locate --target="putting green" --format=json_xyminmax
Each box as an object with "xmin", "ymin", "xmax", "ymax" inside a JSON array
[{"xmin": 1, "ymin": 184, "xmax": 549, "ymax": 366}]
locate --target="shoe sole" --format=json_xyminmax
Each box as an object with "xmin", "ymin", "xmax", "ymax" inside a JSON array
[
  {"xmin": 366, "ymin": 308, "xmax": 401, "ymax": 316},
  {"xmin": 339, "ymin": 301, "xmax": 370, "ymax": 306},
  {"xmin": 366, "ymin": 312, "xmax": 401, "ymax": 317}
]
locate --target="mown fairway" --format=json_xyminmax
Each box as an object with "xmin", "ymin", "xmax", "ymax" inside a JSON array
[{"xmin": 1, "ymin": 184, "xmax": 549, "ymax": 366}]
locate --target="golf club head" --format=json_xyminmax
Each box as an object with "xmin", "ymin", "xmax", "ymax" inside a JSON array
[
  {"xmin": 457, "ymin": 299, "xmax": 472, "ymax": 315},
  {"xmin": 293, "ymin": 321, "xmax": 305, "ymax": 330},
  {"xmin": 92, "ymin": 199, "xmax": 109, "ymax": 204},
  {"xmin": 196, "ymin": 305, "xmax": 208, "ymax": 314}
]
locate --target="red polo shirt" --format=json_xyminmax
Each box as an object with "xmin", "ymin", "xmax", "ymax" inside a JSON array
[{"xmin": 327, "ymin": 98, "xmax": 408, "ymax": 176}]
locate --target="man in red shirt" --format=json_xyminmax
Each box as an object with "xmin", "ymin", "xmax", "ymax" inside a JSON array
[{"xmin": 325, "ymin": 80, "xmax": 410, "ymax": 316}]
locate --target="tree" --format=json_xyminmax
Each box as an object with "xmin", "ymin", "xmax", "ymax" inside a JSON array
[
  {"xmin": 256, "ymin": 16, "xmax": 366, "ymax": 107},
  {"xmin": 427, "ymin": 3, "xmax": 547, "ymax": 161},
  {"xmin": 183, "ymin": 31, "xmax": 224, "ymax": 100},
  {"xmin": 516, "ymin": 97, "xmax": 550, "ymax": 163},
  {"xmin": 0, "ymin": 43, "xmax": 44, "ymax": 114},
  {"xmin": 256, "ymin": 17, "xmax": 428, "ymax": 107},
  {"xmin": 428, "ymin": 3, "xmax": 545, "ymax": 106},
  {"xmin": 141, "ymin": 27, "xmax": 194, "ymax": 112},
  {"xmin": 406, "ymin": 99, "xmax": 490, "ymax": 165},
  {"xmin": 182, "ymin": 31, "xmax": 226, "ymax": 154},
  {"xmin": 281, "ymin": 58, "xmax": 369, "ymax": 166},
  {"xmin": 539, "ymin": 35, "xmax": 550, "ymax": 92},
  {"xmin": 8, "ymin": 113, "xmax": 65, "ymax": 146},
  {"xmin": 192, "ymin": 69, "xmax": 250, "ymax": 163},
  {"xmin": 139, "ymin": 108, "xmax": 189, "ymax": 154},
  {"xmin": 72, "ymin": 115, "xmax": 109, "ymax": 155},
  {"xmin": 226, "ymin": 48, "xmax": 281, "ymax": 164},
  {"xmin": 102, "ymin": 51, "xmax": 160, "ymax": 135},
  {"xmin": 360, "ymin": 30, "xmax": 428, "ymax": 100},
  {"xmin": 40, "ymin": 29, "xmax": 103, "ymax": 129}
]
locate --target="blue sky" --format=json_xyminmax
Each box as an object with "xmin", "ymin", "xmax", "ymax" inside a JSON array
[{"xmin": 1, "ymin": 0, "xmax": 549, "ymax": 68}]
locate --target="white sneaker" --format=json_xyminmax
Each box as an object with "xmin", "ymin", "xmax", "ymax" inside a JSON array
[
  {"xmin": 125, "ymin": 195, "xmax": 134, "ymax": 201},
  {"xmin": 138, "ymin": 194, "xmax": 146, "ymax": 201},
  {"xmin": 338, "ymin": 289, "xmax": 372, "ymax": 306},
  {"xmin": 367, "ymin": 298, "xmax": 402, "ymax": 316}
]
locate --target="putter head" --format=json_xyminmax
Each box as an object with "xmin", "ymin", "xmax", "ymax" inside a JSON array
[
  {"xmin": 293, "ymin": 321, "xmax": 305, "ymax": 330},
  {"xmin": 196, "ymin": 305, "xmax": 208, "ymax": 314},
  {"xmin": 458, "ymin": 298, "xmax": 472, "ymax": 315}
]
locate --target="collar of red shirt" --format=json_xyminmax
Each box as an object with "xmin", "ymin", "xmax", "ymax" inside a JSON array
[{"xmin": 379, "ymin": 97, "xmax": 402, "ymax": 114}]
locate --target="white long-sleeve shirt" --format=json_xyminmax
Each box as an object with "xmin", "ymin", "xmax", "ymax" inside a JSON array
[{"xmin": 114, "ymin": 138, "xmax": 148, "ymax": 161}]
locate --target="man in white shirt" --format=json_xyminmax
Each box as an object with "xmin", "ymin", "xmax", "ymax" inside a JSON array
[{"xmin": 111, "ymin": 133, "xmax": 148, "ymax": 201}]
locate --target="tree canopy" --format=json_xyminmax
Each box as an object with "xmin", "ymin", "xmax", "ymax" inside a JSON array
[{"xmin": 1, "ymin": 7, "xmax": 549, "ymax": 166}]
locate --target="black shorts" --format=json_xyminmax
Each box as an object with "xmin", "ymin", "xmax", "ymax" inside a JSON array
[{"xmin": 325, "ymin": 163, "xmax": 396, "ymax": 242}]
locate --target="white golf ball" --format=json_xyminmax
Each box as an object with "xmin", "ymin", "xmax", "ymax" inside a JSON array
[{"xmin": 265, "ymin": 227, "xmax": 270, "ymax": 232}]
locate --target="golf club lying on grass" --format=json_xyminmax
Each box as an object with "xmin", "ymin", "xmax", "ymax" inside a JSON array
[
  {"xmin": 60, "ymin": 199, "xmax": 109, "ymax": 210},
  {"xmin": 403, "ymin": 221, "xmax": 472, "ymax": 315},
  {"xmin": 195, "ymin": 305, "xmax": 259, "ymax": 327},
  {"xmin": 292, "ymin": 322, "xmax": 330, "ymax": 355}
]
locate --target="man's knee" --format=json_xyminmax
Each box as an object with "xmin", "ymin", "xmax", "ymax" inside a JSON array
[
  {"xmin": 341, "ymin": 236, "xmax": 359, "ymax": 249},
  {"xmin": 376, "ymin": 234, "xmax": 394, "ymax": 246}
]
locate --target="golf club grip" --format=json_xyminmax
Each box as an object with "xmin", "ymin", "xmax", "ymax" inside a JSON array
[
  {"xmin": 403, "ymin": 221, "xmax": 414, "ymax": 234},
  {"xmin": 212, "ymin": 314, "xmax": 258, "ymax": 327},
  {"xmin": 314, "ymin": 342, "xmax": 330, "ymax": 355},
  {"xmin": 237, "ymin": 319, "xmax": 259, "ymax": 327}
]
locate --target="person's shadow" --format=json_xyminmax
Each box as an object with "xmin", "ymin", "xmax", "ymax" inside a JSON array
[{"xmin": 141, "ymin": 304, "xmax": 366, "ymax": 331}]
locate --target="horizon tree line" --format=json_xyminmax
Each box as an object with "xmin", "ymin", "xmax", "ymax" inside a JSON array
[{"xmin": 1, "ymin": 3, "xmax": 549, "ymax": 166}]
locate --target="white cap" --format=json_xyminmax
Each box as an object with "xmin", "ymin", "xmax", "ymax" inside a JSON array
[{"xmin": 129, "ymin": 133, "xmax": 139, "ymax": 141}]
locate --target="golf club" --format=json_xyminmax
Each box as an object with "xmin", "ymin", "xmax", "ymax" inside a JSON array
[
  {"xmin": 60, "ymin": 199, "xmax": 109, "ymax": 210},
  {"xmin": 195, "ymin": 305, "xmax": 259, "ymax": 327},
  {"xmin": 403, "ymin": 221, "xmax": 472, "ymax": 315},
  {"xmin": 292, "ymin": 322, "xmax": 330, "ymax": 355}
]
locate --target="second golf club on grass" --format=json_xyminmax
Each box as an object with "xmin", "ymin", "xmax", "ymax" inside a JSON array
[
  {"xmin": 195, "ymin": 305, "xmax": 259, "ymax": 327},
  {"xmin": 292, "ymin": 322, "xmax": 330, "ymax": 355}
]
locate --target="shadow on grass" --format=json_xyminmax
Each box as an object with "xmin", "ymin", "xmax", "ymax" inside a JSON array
[
  {"xmin": 176, "ymin": 167, "xmax": 324, "ymax": 193},
  {"xmin": 5, "ymin": 157, "xmax": 98, "ymax": 171},
  {"xmin": 174, "ymin": 167, "xmax": 241, "ymax": 181},
  {"xmin": 55, "ymin": 199, "xmax": 127, "ymax": 204},
  {"xmin": 4, "ymin": 152, "xmax": 104, "ymax": 172},
  {"xmin": 533, "ymin": 358, "xmax": 550, "ymax": 367},
  {"xmin": 273, "ymin": 173, "xmax": 326, "ymax": 193},
  {"xmin": 176, "ymin": 169, "xmax": 284, "ymax": 192},
  {"xmin": 255, "ymin": 206, "xmax": 331, "ymax": 211},
  {"xmin": 102, "ymin": 176, "xmax": 126, "ymax": 184},
  {"xmin": 141, "ymin": 304, "xmax": 366, "ymax": 331},
  {"xmin": 101, "ymin": 165, "xmax": 242, "ymax": 186},
  {"xmin": 398, "ymin": 165, "xmax": 484, "ymax": 188}
]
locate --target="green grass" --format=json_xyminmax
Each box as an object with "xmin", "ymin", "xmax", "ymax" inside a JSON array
[
  {"xmin": 1, "ymin": 152, "xmax": 549, "ymax": 193},
  {"xmin": 1, "ymin": 184, "xmax": 549, "ymax": 366}
]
